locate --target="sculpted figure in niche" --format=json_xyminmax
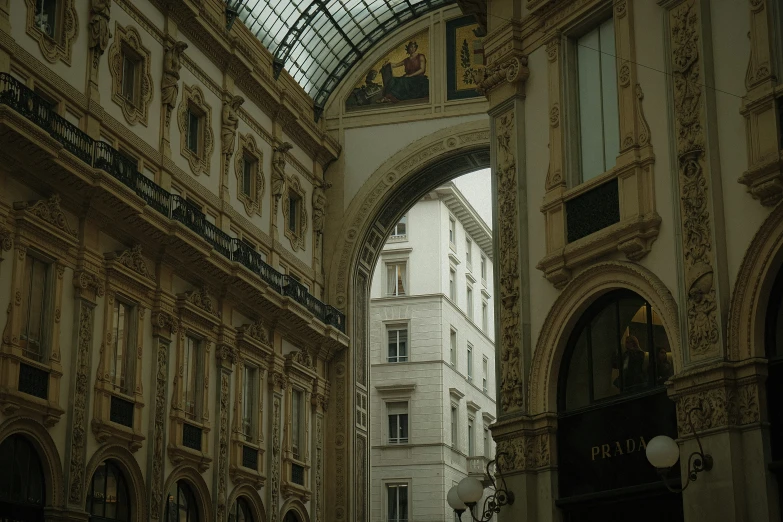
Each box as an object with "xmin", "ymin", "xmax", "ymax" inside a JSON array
[
  {"xmin": 272, "ymin": 142, "xmax": 293, "ymax": 202},
  {"xmin": 161, "ymin": 41, "xmax": 188, "ymax": 116},
  {"xmin": 221, "ymin": 95, "xmax": 244, "ymax": 171},
  {"xmin": 312, "ymin": 182, "xmax": 330, "ymax": 238},
  {"xmin": 89, "ymin": 0, "xmax": 112, "ymax": 58}
]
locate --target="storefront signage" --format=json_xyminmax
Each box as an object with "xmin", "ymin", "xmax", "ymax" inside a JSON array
[{"xmin": 558, "ymin": 392, "xmax": 678, "ymax": 499}]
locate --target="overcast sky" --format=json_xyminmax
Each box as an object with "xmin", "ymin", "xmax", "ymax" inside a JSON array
[{"xmin": 453, "ymin": 168, "xmax": 492, "ymax": 230}]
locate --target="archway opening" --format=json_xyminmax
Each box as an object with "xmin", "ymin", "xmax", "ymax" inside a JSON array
[
  {"xmin": 765, "ymin": 265, "xmax": 783, "ymax": 505},
  {"xmin": 164, "ymin": 480, "xmax": 199, "ymax": 522},
  {"xmin": 556, "ymin": 289, "xmax": 682, "ymax": 522},
  {"xmin": 0, "ymin": 434, "xmax": 46, "ymax": 522},
  {"xmin": 358, "ymin": 155, "xmax": 496, "ymax": 522},
  {"xmin": 87, "ymin": 460, "xmax": 132, "ymax": 521},
  {"xmin": 229, "ymin": 497, "xmax": 255, "ymax": 522}
]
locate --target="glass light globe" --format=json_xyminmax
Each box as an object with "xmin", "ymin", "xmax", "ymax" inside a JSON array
[
  {"xmin": 646, "ymin": 435, "xmax": 680, "ymax": 469},
  {"xmin": 447, "ymin": 485, "xmax": 466, "ymax": 510},
  {"xmin": 457, "ymin": 477, "xmax": 485, "ymax": 504}
]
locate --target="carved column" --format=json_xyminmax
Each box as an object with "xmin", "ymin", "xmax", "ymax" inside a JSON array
[
  {"xmin": 268, "ymin": 358, "xmax": 286, "ymax": 522},
  {"xmin": 661, "ymin": 1, "xmax": 773, "ymax": 520},
  {"xmin": 214, "ymin": 339, "xmax": 236, "ymax": 522},
  {"xmin": 149, "ymin": 309, "xmax": 177, "ymax": 520}
]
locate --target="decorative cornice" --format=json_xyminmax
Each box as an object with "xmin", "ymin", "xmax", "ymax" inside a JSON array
[
  {"xmin": 110, "ymin": 244, "xmax": 155, "ymax": 282},
  {"xmin": 287, "ymin": 349, "xmax": 315, "ymax": 370},
  {"xmin": 15, "ymin": 195, "xmax": 77, "ymax": 238},
  {"xmin": 477, "ymin": 53, "xmax": 529, "ymax": 97},
  {"xmin": 183, "ymin": 287, "xmax": 221, "ymax": 319},
  {"xmin": 245, "ymin": 318, "xmax": 270, "ymax": 345}
]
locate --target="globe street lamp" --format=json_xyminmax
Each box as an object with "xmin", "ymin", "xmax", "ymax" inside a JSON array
[{"xmin": 447, "ymin": 452, "xmax": 515, "ymax": 521}]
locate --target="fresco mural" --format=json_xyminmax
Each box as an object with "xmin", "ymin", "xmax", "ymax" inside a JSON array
[
  {"xmin": 446, "ymin": 16, "xmax": 486, "ymax": 100},
  {"xmin": 345, "ymin": 29, "xmax": 430, "ymax": 111}
]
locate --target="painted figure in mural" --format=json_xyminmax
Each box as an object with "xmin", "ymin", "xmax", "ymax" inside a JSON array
[
  {"xmin": 381, "ymin": 41, "xmax": 429, "ymax": 102},
  {"xmin": 346, "ymin": 69, "xmax": 384, "ymax": 107},
  {"xmin": 272, "ymin": 142, "xmax": 293, "ymax": 200},
  {"xmin": 161, "ymin": 41, "xmax": 189, "ymax": 111},
  {"xmin": 89, "ymin": 0, "xmax": 112, "ymax": 56}
]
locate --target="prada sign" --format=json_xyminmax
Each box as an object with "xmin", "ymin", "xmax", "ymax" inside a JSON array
[{"xmin": 558, "ymin": 392, "xmax": 678, "ymax": 499}]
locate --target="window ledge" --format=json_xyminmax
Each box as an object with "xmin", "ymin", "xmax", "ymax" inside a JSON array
[
  {"xmin": 448, "ymin": 252, "xmax": 461, "ymax": 266},
  {"xmin": 466, "ymin": 272, "xmax": 477, "ymax": 284},
  {"xmin": 375, "ymin": 383, "xmax": 416, "ymax": 394}
]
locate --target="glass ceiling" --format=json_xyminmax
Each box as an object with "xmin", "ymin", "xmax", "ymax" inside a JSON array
[{"xmin": 236, "ymin": 0, "xmax": 454, "ymax": 111}]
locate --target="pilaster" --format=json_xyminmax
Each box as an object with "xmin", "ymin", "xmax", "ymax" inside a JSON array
[{"xmin": 214, "ymin": 338, "xmax": 236, "ymax": 522}]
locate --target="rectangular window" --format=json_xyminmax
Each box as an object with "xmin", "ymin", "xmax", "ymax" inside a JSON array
[
  {"xmin": 482, "ymin": 301, "xmax": 488, "ymax": 333},
  {"xmin": 449, "ymin": 218, "xmax": 456, "ymax": 245},
  {"xmin": 288, "ymin": 193, "xmax": 301, "ymax": 233},
  {"xmin": 292, "ymin": 389, "xmax": 304, "ymax": 459},
  {"xmin": 484, "ymin": 426, "xmax": 490, "ymax": 457},
  {"xmin": 242, "ymin": 155, "xmax": 254, "ymax": 196},
  {"xmin": 466, "ymin": 286, "xmax": 474, "ymax": 320},
  {"xmin": 467, "ymin": 343, "xmax": 473, "ymax": 381},
  {"xmin": 387, "ymin": 483, "xmax": 408, "ymax": 522},
  {"xmin": 386, "ymin": 262, "xmax": 407, "ymax": 296},
  {"xmin": 465, "ymin": 238, "xmax": 472, "ymax": 268},
  {"xmin": 482, "ymin": 356, "xmax": 488, "ymax": 393},
  {"xmin": 391, "ymin": 215, "xmax": 407, "ymax": 237},
  {"xmin": 121, "ymin": 52, "xmax": 138, "ymax": 104},
  {"xmin": 449, "ymin": 268, "xmax": 456, "ymax": 301},
  {"xmin": 468, "ymin": 418, "xmax": 475, "ymax": 456},
  {"xmin": 20, "ymin": 254, "xmax": 50, "ymax": 362},
  {"xmin": 111, "ymin": 299, "xmax": 134, "ymax": 394},
  {"xmin": 387, "ymin": 402, "xmax": 409, "ymax": 444},
  {"xmin": 480, "ymin": 255, "xmax": 487, "ymax": 282},
  {"xmin": 186, "ymin": 107, "xmax": 201, "ymax": 156},
  {"xmin": 450, "ymin": 329, "xmax": 457, "ymax": 366},
  {"xmin": 242, "ymin": 365, "xmax": 257, "ymax": 442},
  {"xmin": 183, "ymin": 336, "xmax": 202, "ymax": 420},
  {"xmin": 577, "ymin": 18, "xmax": 620, "ymax": 182},
  {"xmin": 34, "ymin": 0, "xmax": 58, "ymax": 38},
  {"xmin": 356, "ymin": 391, "xmax": 368, "ymax": 429},
  {"xmin": 387, "ymin": 327, "xmax": 408, "ymax": 363},
  {"xmin": 451, "ymin": 405, "xmax": 458, "ymax": 448}
]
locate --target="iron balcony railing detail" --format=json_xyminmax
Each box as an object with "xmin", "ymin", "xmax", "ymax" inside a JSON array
[{"xmin": 0, "ymin": 73, "xmax": 345, "ymax": 332}]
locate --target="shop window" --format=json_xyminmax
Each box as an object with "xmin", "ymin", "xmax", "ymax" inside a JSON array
[
  {"xmin": 387, "ymin": 483, "xmax": 409, "ymax": 522},
  {"xmin": 387, "ymin": 402, "xmax": 409, "ymax": 444},
  {"xmin": 164, "ymin": 481, "xmax": 199, "ymax": 522},
  {"xmin": 87, "ymin": 460, "xmax": 131, "ymax": 521},
  {"xmin": 559, "ymin": 290, "xmax": 671, "ymax": 411},
  {"xmin": 574, "ymin": 18, "xmax": 620, "ymax": 183},
  {"xmin": 387, "ymin": 326, "xmax": 408, "ymax": 363},
  {"xmin": 20, "ymin": 253, "xmax": 52, "ymax": 363},
  {"xmin": 229, "ymin": 497, "xmax": 254, "ymax": 522},
  {"xmin": 0, "ymin": 435, "xmax": 45, "ymax": 514}
]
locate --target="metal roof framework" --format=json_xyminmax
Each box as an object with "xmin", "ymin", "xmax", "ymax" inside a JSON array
[{"xmin": 234, "ymin": 0, "xmax": 454, "ymax": 115}]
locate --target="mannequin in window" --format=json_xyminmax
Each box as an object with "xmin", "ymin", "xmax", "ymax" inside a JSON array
[
  {"xmin": 656, "ymin": 347, "xmax": 674, "ymax": 383},
  {"xmin": 614, "ymin": 335, "xmax": 646, "ymax": 390},
  {"xmin": 380, "ymin": 41, "xmax": 429, "ymax": 103}
]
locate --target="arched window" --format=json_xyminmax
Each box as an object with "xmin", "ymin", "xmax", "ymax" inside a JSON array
[
  {"xmin": 765, "ymin": 267, "xmax": 783, "ymax": 501},
  {"xmin": 164, "ymin": 481, "xmax": 199, "ymax": 522},
  {"xmin": 87, "ymin": 460, "xmax": 131, "ymax": 521},
  {"xmin": 283, "ymin": 511, "xmax": 301, "ymax": 522},
  {"xmin": 0, "ymin": 434, "xmax": 46, "ymax": 521},
  {"xmin": 228, "ymin": 497, "xmax": 254, "ymax": 522},
  {"xmin": 559, "ymin": 290, "xmax": 672, "ymax": 411}
]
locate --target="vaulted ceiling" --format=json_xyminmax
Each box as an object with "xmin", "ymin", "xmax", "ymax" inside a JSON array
[{"xmin": 235, "ymin": 0, "xmax": 455, "ymax": 109}]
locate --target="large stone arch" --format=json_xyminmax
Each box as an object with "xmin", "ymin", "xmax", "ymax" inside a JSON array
[
  {"xmin": 160, "ymin": 465, "xmax": 213, "ymax": 521},
  {"xmin": 528, "ymin": 261, "xmax": 681, "ymax": 415},
  {"xmin": 84, "ymin": 443, "xmax": 148, "ymax": 521},
  {"xmin": 0, "ymin": 416, "xmax": 65, "ymax": 509},
  {"xmin": 728, "ymin": 203, "xmax": 783, "ymax": 361},
  {"xmin": 280, "ymin": 497, "xmax": 310, "ymax": 522},
  {"xmin": 226, "ymin": 483, "xmax": 267, "ymax": 522}
]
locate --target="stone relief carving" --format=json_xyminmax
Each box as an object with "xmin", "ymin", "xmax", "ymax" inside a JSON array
[
  {"xmin": 496, "ymin": 112, "xmax": 524, "ymax": 413},
  {"xmin": 312, "ymin": 182, "xmax": 329, "ymax": 244},
  {"xmin": 0, "ymin": 225, "xmax": 12, "ymax": 252},
  {"xmin": 24, "ymin": 195, "xmax": 78, "ymax": 238},
  {"xmin": 108, "ymin": 23, "xmax": 153, "ymax": 126},
  {"xmin": 161, "ymin": 41, "xmax": 188, "ymax": 128},
  {"xmin": 150, "ymin": 339, "xmax": 169, "ymax": 519},
  {"xmin": 24, "ymin": 0, "xmax": 78, "ymax": 65},
  {"xmin": 88, "ymin": 0, "xmax": 112, "ymax": 68},
  {"xmin": 496, "ymin": 432, "xmax": 550, "ymax": 472},
  {"xmin": 272, "ymin": 142, "xmax": 293, "ymax": 211},
  {"xmin": 315, "ymin": 414, "xmax": 323, "ymax": 522},
  {"xmin": 216, "ymin": 372, "xmax": 230, "ymax": 522},
  {"xmin": 477, "ymin": 54, "xmax": 529, "ymax": 96},
  {"xmin": 669, "ymin": 0, "xmax": 720, "ymax": 358},
  {"xmin": 184, "ymin": 287, "xmax": 220, "ymax": 318},
  {"xmin": 114, "ymin": 244, "xmax": 155, "ymax": 281},
  {"xmin": 221, "ymin": 95, "xmax": 244, "ymax": 180},
  {"xmin": 67, "ymin": 302, "xmax": 93, "ymax": 504},
  {"xmin": 288, "ymin": 349, "xmax": 315, "ymax": 369},
  {"xmin": 245, "ymin": 317, "xmax": 270, "ymax": 345},
  {"xmin": 270, "ymin": 395, "xmax": 281, "ymax": 522},
  {"xmin": 675, "ymin": 383, "xmax": 761, "ymax": 436}
]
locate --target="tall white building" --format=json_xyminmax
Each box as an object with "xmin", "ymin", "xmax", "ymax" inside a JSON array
[{"xmin": 369, "ymin": 182, "xmax": 496, "ymax": 522}]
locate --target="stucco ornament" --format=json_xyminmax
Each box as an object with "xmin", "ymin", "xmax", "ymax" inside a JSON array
[
  {"xmin": 221, "ymin": 94, "xmax": 245, "ymax": 178},
  {"xmin": 496, "ymin": 112, "xmax": 524, "ymax": 413},
  {"xmin": 312, "ymin": 182, "xmax": 330, "ymax": 242},
  {"xmin": 272, "ymin": 142, "xmax": 293, "ymax": 209},
  {"xmin": 88, "ymin": 0, "xmax": 111, "ymax": 67},
  {"xmin": 161, "ymin": 41, "xmax": 188, "ymax": 125}
]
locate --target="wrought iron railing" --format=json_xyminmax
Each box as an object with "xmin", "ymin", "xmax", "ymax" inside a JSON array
[{"xmin": 0, "ymin": 72, "xmax": 345, "ymax": 332}]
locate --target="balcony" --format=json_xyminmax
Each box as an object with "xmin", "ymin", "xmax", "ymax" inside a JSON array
[
  {"xmin": 0, "ymin": 73, "xmax": 346, "ymax": 338},
  {"xmin": 467, "ymin": 456, "xmax": 491, "ymax": 482}
]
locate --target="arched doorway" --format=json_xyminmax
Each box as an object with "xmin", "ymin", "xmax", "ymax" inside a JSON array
[
  {"xmin": 0, "ymin": 434, "xmax": 46, "ymax": 522},
  {"xmin": 86, "ymin": 460, "xmax": 131, "ymax": 521},
  {"xmin": 766, "ymin": 266, "xmax": 783, "ymax": 511},
  {"xmin": 164, "ymin": 480, "xmax": 199, "ymax": 522},
  {"xmin": 282, "ymin": 511, "xmax": 301, "ymax": 522},
  {"xmin": 229, "ymin": 497, "xmax": 254, "ymax": 522},
  {"xmin": 556, "ymin": 289, "xmax": 683, "ymax": 522}
]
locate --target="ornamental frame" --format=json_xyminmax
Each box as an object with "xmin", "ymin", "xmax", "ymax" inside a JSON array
[
  {"xmin": 537, "ymin": 0, "xmax": 660, "ymax": 289},
  {"xmin": 168, "ymin": 288, "xmax": 221, "ymax": 472},
  {"xmin": 108, "ymin": 23, "xmax": 153, "ymax": 127},
  {"xmin": 24, "ymin": 0, "xmax": 78, "ymax": 65},
  {"xmin": 282, "ymin": 350, "xmax": 317, "ymax": 502},
  {"xmin": 178, "ymin": 84, "xmax": 215, "ymax": 177},
  {"xmin": 283, "ymin": 174, "xmax": 308, "ymax": 252},
  {"xmin": 92, "ymin": 246, "xmax": 157, "ymax": 452},
  {"xmin": 0, "ymin": 195, "xmax": 78, "ymax": 427},
  {"xmin": 235, "ymin": 133, "xmax": 265, "ymax": 217},
  {"xmin": 230, "ymin": 321, "xmax": 274, "ymax": 488}
]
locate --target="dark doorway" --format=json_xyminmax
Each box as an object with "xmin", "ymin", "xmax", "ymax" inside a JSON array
[
  {"xmin": 766, "ymin": 266, "xmax": 783, "ymax": 518},
  {"xmin": 0, "ymin": 434, "xmax": 46, "ymax": 522},
  {"xmin": 562, "ymin": 489, "xmax": 683, "ymax": 522}
]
